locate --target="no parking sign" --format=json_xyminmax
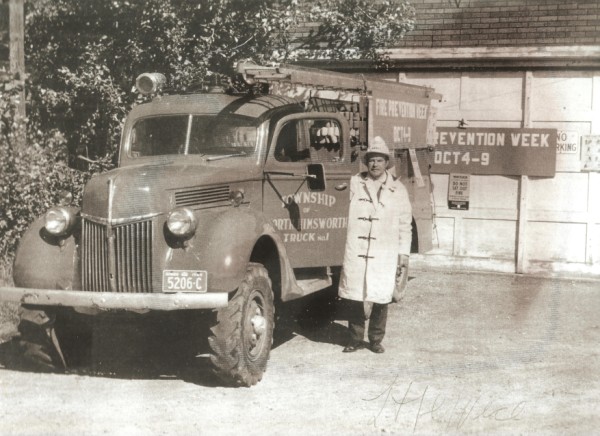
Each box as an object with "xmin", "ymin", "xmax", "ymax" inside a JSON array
[{"xmin": 556, "ymin": 130, "xmax": 579, "ymax": 154}]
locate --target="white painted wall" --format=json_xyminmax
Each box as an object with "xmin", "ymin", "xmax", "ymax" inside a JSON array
[{"xmin": 373, "ymin": 70, "xmax": 600, "ymax": 278}]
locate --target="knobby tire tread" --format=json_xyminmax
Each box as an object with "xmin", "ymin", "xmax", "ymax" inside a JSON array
[{"xmin": 208, "ymin": 263, "xmax": 274, "ymax": 387}]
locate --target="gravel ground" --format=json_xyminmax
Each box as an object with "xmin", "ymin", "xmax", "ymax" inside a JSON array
[{"xmin": 0, "ymin": 269, "xmax": 599, "ymax": 435}]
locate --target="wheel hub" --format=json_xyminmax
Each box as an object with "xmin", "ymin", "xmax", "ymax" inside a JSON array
[
  {"xmin": 251, "ymin": 312, "xmax": 267, "ymax": 336},
  {"xmin": 247, "ymin": 299, "xmax": 268, "ymax": 354}
]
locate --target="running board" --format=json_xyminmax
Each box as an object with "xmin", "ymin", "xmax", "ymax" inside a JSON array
[
  {"xmin": 295, "ymin": 266, "xmax": 333, "ymax": 295},
  {"xmin": 296, "ymin": 276, "xmax": 332, "ymax": 294}
]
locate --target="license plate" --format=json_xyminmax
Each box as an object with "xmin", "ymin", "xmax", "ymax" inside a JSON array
[{"xmin": 163, "ymin": 270, "xmax": 207, "ymax": 293}]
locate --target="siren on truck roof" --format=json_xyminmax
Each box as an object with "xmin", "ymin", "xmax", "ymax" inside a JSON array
[{"xmin": 136, "ymin": 73, "xmax": 166, "ymax": 95}]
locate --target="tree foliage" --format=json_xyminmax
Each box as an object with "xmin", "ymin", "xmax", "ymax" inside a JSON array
[
  {"xmin": 302, "ymin": 0, "xmax": 415, "ymax": 60},
  {"xmin": 23, "ymin": 0, "xmax": 415, "ymax": 158},
  {"xmin": 0, "ymin": 80, "xmax": 90, "ymax": 258},
  {"xmin": 0, "ymin": 0, "xmax": 415, "ymax": 261},
  {"xmin": 24, "ymin": 0, "xmax": 318, "ymax": 159}
]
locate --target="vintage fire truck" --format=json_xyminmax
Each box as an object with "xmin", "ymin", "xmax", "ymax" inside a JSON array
[{"xmin": 0, "ymin": 63, "xmax": 439, "ymax": 386}]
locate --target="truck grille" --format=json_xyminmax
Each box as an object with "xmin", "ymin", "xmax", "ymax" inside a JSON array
[
  {"xmin": 175, "ymin": 185, "xmax": 230, "ymax": 207},
  {"xmin": 82, "ymin": 219, "xmax": 153, "ymax": 293}
]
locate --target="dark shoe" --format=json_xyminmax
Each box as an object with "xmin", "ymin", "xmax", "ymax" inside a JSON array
[
  {"xmin": 370, "ymin": 343, "xmax": 385, "ymax": 354},
  {"xmin": 342, "ymin": 342, "xmax": 366, "ymax": 353}
]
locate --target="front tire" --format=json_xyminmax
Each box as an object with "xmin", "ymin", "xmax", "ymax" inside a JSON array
[
  {"xmin": 208, "ymin": 263, "xmax": 274, "ymax": 387},
  {"xmin": 15, "ymin": 306, "xmax": 66, "ymax": 372}
]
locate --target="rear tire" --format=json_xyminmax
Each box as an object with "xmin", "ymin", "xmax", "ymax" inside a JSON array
[{"xmin": 208, "ymin": 263, "xmax": 274, "ymax": 387}]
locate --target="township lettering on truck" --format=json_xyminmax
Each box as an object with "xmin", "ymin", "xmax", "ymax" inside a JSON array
[{"xmin": 0, "ymin": 62, "xmax": 441, "ymax": 387}]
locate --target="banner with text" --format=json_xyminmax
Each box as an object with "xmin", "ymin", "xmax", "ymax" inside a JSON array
[
  {"xmin": 371, "ymin": 88, "xmax": 431, "ymax": 150},
  {"xmin": 430, "ymin": 127, "xmax": 557, "ymax": 177}
]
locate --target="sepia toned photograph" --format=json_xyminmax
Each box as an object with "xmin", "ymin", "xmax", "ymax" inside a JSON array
[{"xmin": 1, "ymin": 0, "xmax": 599, "ymax": 434}]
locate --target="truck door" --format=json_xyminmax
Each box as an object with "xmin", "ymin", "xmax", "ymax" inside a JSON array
[{"xmin": 263, "ymin": 114, "xmax": 353, "ymax": 268}]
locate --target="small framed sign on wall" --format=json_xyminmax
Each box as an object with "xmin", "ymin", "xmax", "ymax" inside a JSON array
[
  {"xmin": 581, "ymin": 135, "xmax": 600, "ymax": 172},
  {"xmin": 448, "ymin": 173, "xmax": 470, "ymax": 210}
]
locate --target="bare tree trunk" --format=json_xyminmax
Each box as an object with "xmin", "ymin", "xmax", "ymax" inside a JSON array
[{"xmin": 9, "ymin": 0, "xmax": 25, "ymax": 149}]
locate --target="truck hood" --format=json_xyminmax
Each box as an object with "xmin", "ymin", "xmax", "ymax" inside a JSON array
[{"xmin": 82, "ymin": 160, "xmax": 261, "ymax": 221}]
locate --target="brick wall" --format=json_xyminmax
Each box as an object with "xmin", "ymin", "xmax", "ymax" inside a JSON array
[{"xmin": 397, "ymin": 0, "xmax": 600, "ymax": 48}]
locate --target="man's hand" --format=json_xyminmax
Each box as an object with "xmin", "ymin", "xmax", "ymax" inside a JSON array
[
  {"xmin": 393, "ymin": 254, "xmax": 410, "ymax": 303},
  {"xmin": 399, "ymin": 254, "xmax": 409, "ymax": 268},
  {"xmin": 396, "ymin": 254, "xmax": 409, "ymax": 276}
]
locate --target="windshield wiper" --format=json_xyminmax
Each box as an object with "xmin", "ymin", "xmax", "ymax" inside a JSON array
[{"xmin": 206, "ymin": 152, "xmax": 247, "ymax": 161}]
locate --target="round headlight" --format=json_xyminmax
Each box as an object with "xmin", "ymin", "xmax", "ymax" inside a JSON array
[
  {"xmin": 44, "ymin": 207, "xmax": 75, "ymax": 236},
  {"xmin": 166, "ymin": 207, "xmax": 197, "ymax": 238}
]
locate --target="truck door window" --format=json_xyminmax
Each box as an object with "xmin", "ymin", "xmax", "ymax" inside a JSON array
[
  {"xmin": 274, "ymin": 120, "xmax": 310, "ymax": 162},
  {"xmin": 273, "ymin": 118, "xmax": 343, "ymax": 163},
  {"xmin": 308, "ymin": 119, "xmax": 342, "ymax": 163}
]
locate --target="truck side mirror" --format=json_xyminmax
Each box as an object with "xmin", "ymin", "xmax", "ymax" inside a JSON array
[{"xmin": 307, "ymin": 163, "xmax": 326, "ymax": 191}]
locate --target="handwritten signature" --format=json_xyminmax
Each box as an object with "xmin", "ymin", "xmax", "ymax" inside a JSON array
[{"xmin": 363, "ymin": 376, "xmax": 527, "ymax": 432}]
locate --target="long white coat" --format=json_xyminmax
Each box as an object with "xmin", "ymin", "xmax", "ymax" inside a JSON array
[{"xmin": 339, "ymin": 171, "xmax": 412, "ymax": 304}]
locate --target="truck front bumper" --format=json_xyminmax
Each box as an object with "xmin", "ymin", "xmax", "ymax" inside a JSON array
[{"xmin": 0, "ymin": 286, "xmax": 229, "ymax": 311}]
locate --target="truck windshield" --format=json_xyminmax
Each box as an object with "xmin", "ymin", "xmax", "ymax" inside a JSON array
[{"xmin": 129, "ymin": 115, "xmax": 258, "ymax": 158}]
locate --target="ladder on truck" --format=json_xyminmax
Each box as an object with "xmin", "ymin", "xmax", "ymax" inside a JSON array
[
  {"xmin": 236, "ymin": 61, "xmax": 437, "ymax": 96},
  {"xmin": 235, "ymin": 61, "xmax": 440, "ymax": 150}
]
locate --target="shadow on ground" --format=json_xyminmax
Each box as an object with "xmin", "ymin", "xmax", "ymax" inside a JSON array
[
  {"xmin": 0, "ymin": 291, "xmax": 350, "ymax": 387},
  {"xmin": 0, "ymin": 311, "xmax": 226, "ymax": 387}
]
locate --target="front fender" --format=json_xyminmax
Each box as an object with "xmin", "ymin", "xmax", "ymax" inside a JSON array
[
  {"xmin": 13, "ymin": 214, "xmax": 79, "ymax": 291},
  {"xmin": 167, "ymin": 207, "xmax": 296, "ymax": 294}
]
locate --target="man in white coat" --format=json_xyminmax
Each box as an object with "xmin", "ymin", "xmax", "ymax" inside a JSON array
[{"xmin": 338, "ymin": 136, "xmax": 412, "ymax": 353}]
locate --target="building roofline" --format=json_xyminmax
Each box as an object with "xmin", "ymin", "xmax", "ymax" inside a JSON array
[{"xmin": 294, "ymin": 45, "xmax": 600, "ymax": 72}]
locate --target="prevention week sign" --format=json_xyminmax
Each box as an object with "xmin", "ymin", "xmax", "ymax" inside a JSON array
[
  {"xmin": 430, "ymin": 127, "xmax": 557, "ymax": 177},
  {"xmin": 371, "ymin": 88, "xmax": 431, "ymax": 150}
]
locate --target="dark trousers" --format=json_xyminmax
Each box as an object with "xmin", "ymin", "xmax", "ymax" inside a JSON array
[{"xmin": 346, "ymin": 300, "xmax": 388, "ymax": 345}]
